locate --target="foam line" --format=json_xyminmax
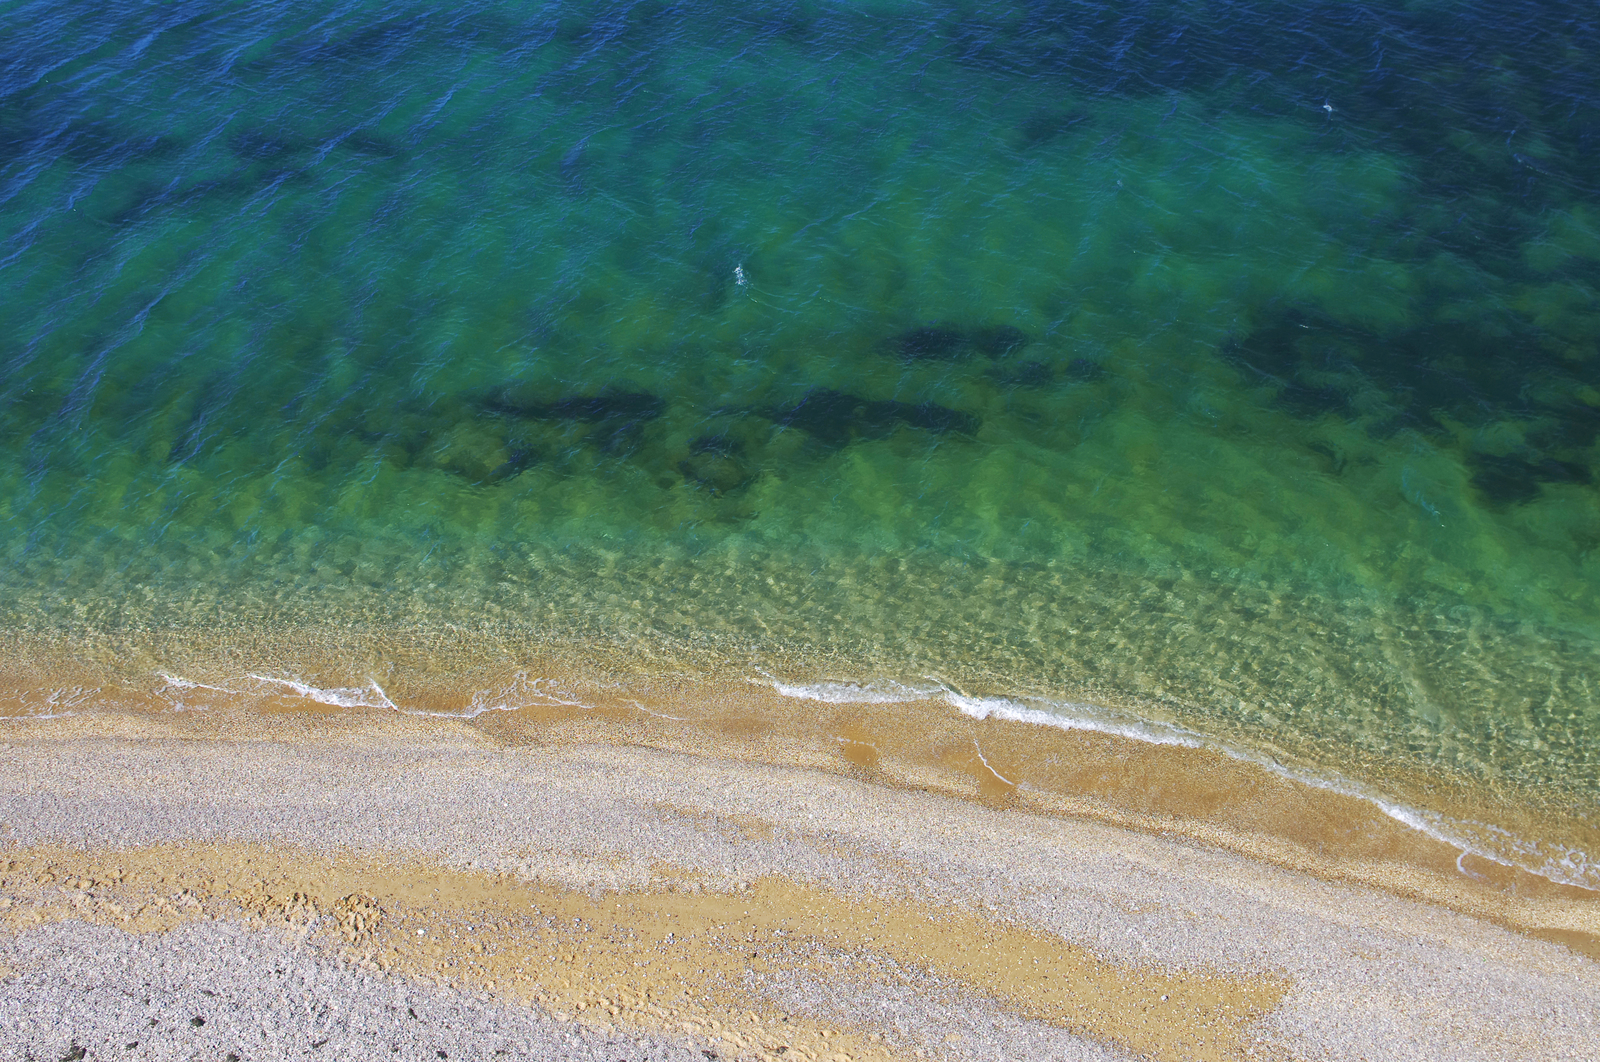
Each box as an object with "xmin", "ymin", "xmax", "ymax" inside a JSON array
[
  {"xmin": 763, "ymin": 675, "xmax": 944, "ymax": 704},
  {"xmin": 389, "ymin": 673, "xmax": 596, "ymax": 718},
  {"xmin": 766, "ymin": 676, "xmax": 1597, "ymax": 891},
  {"xmin": 0, "ymin": 684, "xmax": 101, "ymax": 721},
  {"xmin": 971, "ymin": 739, "xmax": 1017, "ymax": 787},
  {"xmin": 630, "ymin": 699, "xmax": 705, "ymax": 722},
  {"xmin": 942, "ymin": 690, "xmax": 1204, "ymax": 749},
  {"xmin": 246, "ymin": 674, "xmax": 394, "ymax": 709},
  {"xmin": 163, "ymin": 669, "xmax": 595, "ymax": 719}
]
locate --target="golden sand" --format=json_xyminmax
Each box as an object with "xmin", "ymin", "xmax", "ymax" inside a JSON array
[{"xmin": 1, "ymin": 842, "xmax": 1287, "ymax": 1062}]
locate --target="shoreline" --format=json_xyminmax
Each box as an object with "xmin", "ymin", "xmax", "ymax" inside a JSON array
[
  {"xmin": 2, "ymin": 711, "xmax": 1597, "ymax": 1060},
  {"xmin": 766, "ymin": 675, "xmax": 1600, "ymax": 896},
  {"xmin": 4, "ymin": 632, "xmax": 1599, "ymax": 925},
  {"xmin": 3, "ymin": 647, "xmax": 1598, "ymax": 962}
]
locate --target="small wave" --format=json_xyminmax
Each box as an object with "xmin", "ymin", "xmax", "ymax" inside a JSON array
[
  {"xmin": 154, "ymin": 671, "xmax": 246, "ymax": 711},
  {"xmin": 942, "ymin": 690, "xmax": 1205, "ymax": 749},
  {"xmin": 0, "ymin": 684, "xmax": 100, "ymax": 721},
  {"xmin": 391, "ymin": 672, "xmax": 596, "ymax": 719},
  {"xmin": 970, "ymin": 738, "xmax": 1018, "ymax": 787},
  {"xmin": 237, "ymin": 670, "xmax": 592, "ymax": 718},
  {"xmin": 767, "ymin": 676, "xmax": 1597, "ymax": 891},
  {"xmin": 765, "ymin": 676, "xmax": 944, "ymax": 704},
  {"xmin": 771, "ymin": 677, "xmax": 1204, "ymax": 747},
  {"xmin": 246, "ymin": 673, "xmax": 397, "ymax": 709}
]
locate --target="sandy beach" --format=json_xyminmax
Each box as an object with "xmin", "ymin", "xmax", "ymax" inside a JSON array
[{"xmin": 2, "ymin": 692, "xmax": 1597, "ymax": 1062}]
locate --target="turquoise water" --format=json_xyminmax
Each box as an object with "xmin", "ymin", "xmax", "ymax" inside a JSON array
[{"xmin": 3, "ymin": 1, "xmax": 1600, "ymax": 883}]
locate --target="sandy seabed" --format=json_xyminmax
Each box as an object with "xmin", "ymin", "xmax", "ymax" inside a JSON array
[{"xmin": 1, "ymin": 672, "xmax": 1598, "ymax": 1062}]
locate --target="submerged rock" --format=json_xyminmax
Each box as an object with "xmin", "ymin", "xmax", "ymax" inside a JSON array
[
  {"xmin": 678, "ymin": 434, "xmax": 757, "ymax": 493},
  {"xmin": 885, "ymin": 323, "xmax": 1029, "ymax": 361},
  {"xmin": 989, "ymin": 359, "xmax": 1056, "ymax": 387},
  {"xmin": 888, "ymin": 325, "xmax": 968, "ymax": 360},
  {"xmin": 768, "ymin": 389, "xmax": 980, "ymax": 446},
  {"xmin": 1469, "ymin": 451, "xmax": 1592, "ymax": 507},
  {"xmin": 1065, "ymin": 357, "xmax": 1105, "ymax": 381},
  {"xmin": 968, "ymin": 324, "xmax": 1030, "ymax": 358},
  {"xmin": 484, "ymin": 389, "xmax": 664, "ymax": 424}
]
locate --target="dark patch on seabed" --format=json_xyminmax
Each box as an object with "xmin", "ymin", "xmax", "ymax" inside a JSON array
[
  {"xmin": 1469, "ymin": 453, "xmax": 1592, "ymax": 509},
  {"xmin": 1224, "ymin": 303, "xmax": 1600, "ymax": 506},
  {"xmin": 331, "ymin": 373, "xmax": 987, "ymax": 490},
  {"xmin": 679, "ymin": 433, "xmax": 756, "ymax": 495},
  {"xmin": 766, "ymin": 389, "xmax": 982, "ymax": 448},
  {"xmin": 484, "ymin": 389, "xmax": 666, "ymax": 426},
  {"xmin": 886, "ymin": 323, "xmax": 1030, "ymax": 361}
]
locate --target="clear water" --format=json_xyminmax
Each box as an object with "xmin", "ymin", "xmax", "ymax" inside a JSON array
[{"xmin": 4, "ymin": 1, "xmax": 1600, "ymax": 884}]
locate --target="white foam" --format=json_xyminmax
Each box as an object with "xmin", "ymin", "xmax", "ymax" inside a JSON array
[
  {"xmin": 766, "ymin": 676, "xmax": 944, "ymax": 704},
  {"xmin": 970, "ymin": 739, "xmax": 1018, "ymax": 787},
  {"xmin": 158, "ymin": 669, "xmax": 595, "ymax": 719},
  {"xmin": 772, "ymin": 677, "xmax": 1205, "ymax": 748},
  {"xmin": 246, "ymin": 673, "xmax": 397, "ymax": 709},
  {"xmin": 0, "ymin": 684, "xmax": 100, "ymax": 721},
  {"xmin": 153, "ymin": 671, "xmax": 245, "ymax": 710},
  {"xmin": 765, "ymin": 675, "xmax": 1599, "ymax": 891},
  {"xmin": 389, "ymin": 672, "xmax": 596, "ymax": 719},
  {"xmin": 629, "ymin": 699, "xmax": 706, "ymax": 723},
  {"xmin": 943, "ymin": 690, "xmax": 1205, "ymax": 749}
]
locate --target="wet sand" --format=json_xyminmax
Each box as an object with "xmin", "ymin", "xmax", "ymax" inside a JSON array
[{"xmin": 2, "ymin": 692, "xmax": 1598, "ymax": 1061}]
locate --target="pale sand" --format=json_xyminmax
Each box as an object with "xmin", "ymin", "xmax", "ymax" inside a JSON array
[{"xmin": 1, "ymin": 706, "xmax": 1597, "ymax": 1061}]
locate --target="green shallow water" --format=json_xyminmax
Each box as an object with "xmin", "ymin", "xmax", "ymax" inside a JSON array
[{"xmin": 3, "ymin": 0, "xmax": 1600, "ymax": 883}]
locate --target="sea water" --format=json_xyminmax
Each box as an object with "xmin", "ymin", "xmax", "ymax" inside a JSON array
[{"xmin": 3, "ymin": 0, "xmax": 1599, "ymax": 886}]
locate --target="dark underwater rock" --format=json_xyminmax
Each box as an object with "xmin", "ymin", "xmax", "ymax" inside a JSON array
[
  {"xmin": 62, "ymin": 121, "xmax": 180, "ymax": 166},
  {"xmin": 109, "ymin": 164, "xmax": 314, "ymax": 226},
  {"xmin": 888, "ymin": 325, "xmax": 968, "ymax": 360},
  {"xmin": 484, "ymin": 389, "xmax": 664, "ymax": 424},
  {"xmin": 689, "ymin": 433, "xmax": 742, "ymax": 456},
  {"xmin": 1222, "ymin": 306, "xmax": 1547, "ymax": 431},
  {"xmin": 678, "ymin": 432, "xmax": 756, "ymax": 493},
  {"xmin": 679, "ymin": 452, "xmax": 753, "ymax": 493},
  {"xmin": 988, "ymin": 360, "xmax": 1055, "ymax": 387},
  {"xmin": 969, "ymin": 325, "xmax": 1030, "ymax": 358},
  {"xmin": 488, "ymin": 446, "xmax": 539, "ymax": 482},
  {"xmin": 1227, "ymin": 305, "xmax": 1600, "ymax": 512},
  {"xmin": 769, "ymin": 389, "xmax": 979, "ymax": 446},
  {"xmin": 885, "ymin": 323, "xmax": 1029, "ymax": 361},
  {"xmin": 479, "ymin": 388, "xmax": 665, "ymax": 459},
  {"xmin": 1470, "ymin": 452, "xmax": 1592, "ymax": 507}
]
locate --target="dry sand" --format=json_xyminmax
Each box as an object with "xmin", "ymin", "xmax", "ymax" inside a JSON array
[{"xmin": 1, "ymin": 696, "xmax": 1597, "ymax": 1061}]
